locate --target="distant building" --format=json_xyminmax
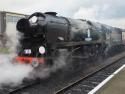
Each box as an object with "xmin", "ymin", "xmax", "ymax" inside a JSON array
[
  {"xmin": 122, "ymin": 32, "xmax": 125, "ymax": 44},
  {"xmin": 0, "ymin": 11, "xmax": 27, "ymax": 52}
]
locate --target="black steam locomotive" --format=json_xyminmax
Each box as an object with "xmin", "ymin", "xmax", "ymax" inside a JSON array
[{"xmin": 15, "ymin": 12, "xmax": 124, "ymax": 67}]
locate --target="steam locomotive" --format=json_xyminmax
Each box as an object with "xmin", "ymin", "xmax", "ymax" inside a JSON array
[{"xmin": 15, "ymin": 12, "xmax": 125, "ymax": 67}]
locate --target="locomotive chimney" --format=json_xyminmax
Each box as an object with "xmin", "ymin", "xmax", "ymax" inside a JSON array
[
  {"xmin": 45, "ymin": 12, "xmax": 57, "ymax": 16},
  {"xmin": 16, "ymin": 18, "xmax": 30, "ymax": 33}
]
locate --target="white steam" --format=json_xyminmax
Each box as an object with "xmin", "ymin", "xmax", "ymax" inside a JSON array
[
  {"xmin": 0, "ymin": 21, "xmax": 69, "ymax": 87},
  {"xmin": 73, "ymin": 5, "xmax": 99, "ymax": 21},
  {"xmin": 0, "ymin": 23, "xmax": 33, "ymax": 87},
  {"xmin": 33, "ymin": 49, "xmax": 68, "ymax": 78},
  {"xmin": 0, "ymin": 54, "xmax": 33, "ymax": 87}
]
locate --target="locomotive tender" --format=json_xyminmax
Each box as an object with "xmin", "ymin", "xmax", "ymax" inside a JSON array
[{"xmin": 15, "ymin": 12, "xmax": 125, "ymax": 67}]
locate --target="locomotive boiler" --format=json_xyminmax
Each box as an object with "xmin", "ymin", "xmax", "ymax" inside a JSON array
[{"xmin": 15, "ymin": 12, "xmax": 124, "ymax": 67}]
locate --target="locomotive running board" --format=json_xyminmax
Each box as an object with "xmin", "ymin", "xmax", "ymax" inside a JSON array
[{"xmin": 50, "ymin": 40, "xmax": 103, "ymax": 48}]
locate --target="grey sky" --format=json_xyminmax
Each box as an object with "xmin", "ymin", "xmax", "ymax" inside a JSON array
[{"xmin": 0, "ymin": 0, "xmax": 125, "ymax": 28}]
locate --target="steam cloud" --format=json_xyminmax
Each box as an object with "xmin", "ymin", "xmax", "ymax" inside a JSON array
[
  {"xmin": 0, "ymin": 29, "xmax": 33, "ymax": 87},
  {"xmin": 0, "ymin": 23, "xmax": 68, "ymax": 88},
  {"xmin": 0, "ymin": 54, "xmax": 33, "ymax": 87},
  {"xmin": 33, "ymin": 49, "xmax": 68, "ymax": 78}
]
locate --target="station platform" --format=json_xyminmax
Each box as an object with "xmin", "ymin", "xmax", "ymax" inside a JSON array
[{"xmin": 89, "ymin": 64, "xmax": 125, "ymax": 94}]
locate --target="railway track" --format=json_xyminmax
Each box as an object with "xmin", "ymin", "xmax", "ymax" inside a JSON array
[
  {"xmin": 7, "ymin": 80, "xmax": 40, "ymax": 94},
  {"xmin": 55, "ymin": 57, "xmax": 125, "ymax": 94},
  {"xmin": 1, "ymin": 52, "xmax": 125, "ymax": 94},
  {"xmin": 0, "ymin": 79, "xmax": 40, "ymax": 94}
]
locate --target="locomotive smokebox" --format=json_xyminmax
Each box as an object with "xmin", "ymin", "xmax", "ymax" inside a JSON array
[
  {"xmin": 16, "ymin": 18, "xmax": 30, "ymax": 33},
  {"xmin": 16, "ymin": 12, "xmax": 47, "ymax": 35}
]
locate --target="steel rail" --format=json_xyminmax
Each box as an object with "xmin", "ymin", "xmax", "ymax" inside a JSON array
[{"xmin": 54, "ymin": 56, "xmax": 125, "ymax": 94}]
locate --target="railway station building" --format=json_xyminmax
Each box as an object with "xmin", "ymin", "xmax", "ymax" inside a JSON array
[{"xmin": 0, "ymin": 11, "xmax": 27, "ymax": 53}]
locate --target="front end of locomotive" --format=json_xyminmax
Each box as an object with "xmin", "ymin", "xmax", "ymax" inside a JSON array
[{"xmin": 15, "ymin": 13, "xmax": 47, "ymax": 67}]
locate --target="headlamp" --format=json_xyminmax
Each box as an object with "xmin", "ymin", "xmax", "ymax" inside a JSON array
[
  {"xmin": 39, "ymin": 46, "xmax": 45, "ymax": 54},
  {"xmin": 29, "ymin": 16, "xmax": 37, "ymax": 23}
]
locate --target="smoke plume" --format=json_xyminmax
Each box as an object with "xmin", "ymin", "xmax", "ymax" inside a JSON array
[
  {"xmin": 0, "ymin": 54, "xmax": 33, "ymax": 87},
  {"xmin": 32, "ymin": 49, "xmax": 68, "ymax": 78},
  {"xmin": 0, "ymin": 26, "xmax": 33, "ymax": 87}
]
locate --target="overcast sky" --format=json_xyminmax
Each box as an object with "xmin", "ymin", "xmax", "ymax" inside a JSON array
[{"xmin": 0, "ymin": 0, "xmax": 125, "ymax": 29}]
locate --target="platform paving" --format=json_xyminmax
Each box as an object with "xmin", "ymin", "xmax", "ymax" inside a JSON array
[{"xmin": 96, "ymin": 66, "xmax": 125, "ymax": 94}]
